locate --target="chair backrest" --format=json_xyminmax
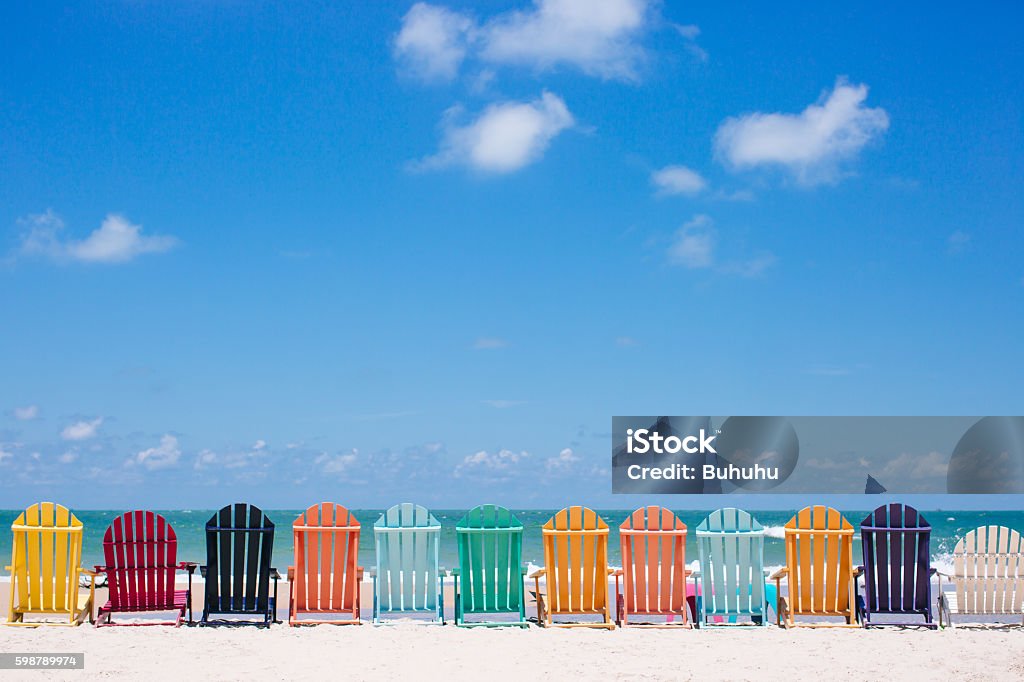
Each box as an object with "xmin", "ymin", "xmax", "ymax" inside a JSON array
[
  {"xmin": 695, "ymin": 507, "xmax": 766, "ymax": 617},
  {"xmin": 9, "ymin": 502, "xmax": 83, "ymax": 615},
  {"xmin": 541, "ymin": 506, "xmax": 609, "ymax": 615},
  {"xmin": 373, "ymin": 503, "xmax": 441, "ymax": 613},
  {"xmin": 292, "ymin": 503, "xmax": 360, "ymax": 613},
  {"xmin": 783, "ymin": 506, "xmax": 855, "ymax": 615},
  {"xmin": 619, "ymin": 506, "xmax": 687, "ymax": 615},
  {"xmin": 204, "ymin": 503, "xmax": 275, "ymax": 614},
  {"xmin": 860, "ymin": 503, "xmax": 932, "ymax": 615},
  {"xmin": 456, "ymin": 505, "xmax": 524, "ymax": 614},
  {"xmin": 102, "ymin": 511, "xmax": 180, "ymax": 611},
  {"xmin": 951, "ymin": 525, "xmax": 1024, "ymax": 615}
]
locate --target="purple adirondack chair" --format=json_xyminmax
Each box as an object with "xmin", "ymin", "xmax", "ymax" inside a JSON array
[{"xmin": 857, "ymin": 503, "xmax": 936, "ymax": 628}]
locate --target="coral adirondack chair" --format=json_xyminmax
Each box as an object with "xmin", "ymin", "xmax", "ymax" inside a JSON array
[
  {"xmin": 614, "ymin": 506, "xmax": 691, "ymax": 627},
  {"xmin": 453, "ymin": 504, "xmax": 528, "ymax": 627},
  {"xmin": 937, "ymin": 525, "xmax": 1024, "ymax": 628},
  {"xmin": 200, "ymin": 503, "xmax": 281, "ymax": 627},
  {"xmin": 771, "ymin": 506, "xmax": 860, "ymax": 627},
  {"xmin": 858, "ymin": 503, "xmax": 935, "ymax": 628},
  {"xmin": 6, "ymin": 502, "xmax": 95, "ymax": 626},
  {"xmin": 94, "ymin": 511, "xmax": 196, "ymax": 626},
  {"xmin": 288, "ymin": 502, "xmax": 363, "ymax": 625},
  {"xmin": 693, "ymin": 507, "xmax": 774, "ymax": 627},
  {"xmin": 371, "ymin": 503, "xmax": 445, "ymax": 624},
  {"xmin": 529, "ymin": 506, "xmax": 615, "ymax": 629}
]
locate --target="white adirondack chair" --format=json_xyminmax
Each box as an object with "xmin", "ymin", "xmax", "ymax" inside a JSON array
[{"xmin": 937, "ymin": 525, "xmax": 1024, "ymax": 627}]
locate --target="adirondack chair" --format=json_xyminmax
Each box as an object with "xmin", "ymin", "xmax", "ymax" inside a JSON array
[
  {"xmin": 937, "ymin": 525, "xmax": 1024, "ymax": 628},
  {"xmin": 200, "ymin": 503, "xmax": 281, "ymax": 626},
  {"xmin": 371, "ymin": 503, "xmax": 445, "ymax": 624},
  {"xmin": 94, "ymin": 511, "xmax": 196, "ymax": 626},
  {"xmin": 453, "ymin": 504, "xmax": 528, "ymax": 627},
  {"xmin": 613, "ymin": 506, "xmax": 691, "ymax": 627},
  {"xmin": 288, "ymin": 502, "xmax": 363, "ymax": 625},
  {"xmin": 693, "ymin": 507, "xmax": 775, "ymax": 627},
  {"xmin": 858, "ymin": 503, "xmax": 936, "ymax": 628},
  {"xmin": 529, "ymin": 506, "xmax": 615, "ymax": 629},
  {"xmin": 6, "ymin": 502, "xmax": 95, "ymax": 626},
  {"xmin": 771, "ymin": 506, "xmax": 860, "ymax": 627}
]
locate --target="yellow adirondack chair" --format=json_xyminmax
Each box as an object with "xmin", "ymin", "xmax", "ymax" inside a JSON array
[
  {"xmin": 6, "ymin": 502, "xmax": 96, "ymax": 626},
  {"xmin": 529, "ymin": 506, "xmax": 615, "ymax": 629},
  {"xmin": 770, "ymin": 505, "xmax": 860, "ymax": 628}
]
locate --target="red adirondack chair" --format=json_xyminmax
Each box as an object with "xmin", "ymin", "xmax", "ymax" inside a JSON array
[{"xmin": 94, "ymin": 511, "xmax": 196, "ymax": 626}]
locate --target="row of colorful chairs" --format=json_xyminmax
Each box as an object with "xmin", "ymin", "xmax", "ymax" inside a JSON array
[{"xmin": 6, "ymin": 502, "xmax": 1023, "ymax": 629}]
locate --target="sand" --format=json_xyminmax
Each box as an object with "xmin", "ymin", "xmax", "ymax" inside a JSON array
[{"xmin": 1, "ymin": 582, "xmax": 1022, "ymax": 680}]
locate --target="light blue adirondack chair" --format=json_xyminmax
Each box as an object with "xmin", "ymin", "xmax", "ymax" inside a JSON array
[
  {"xmin": 371, "ymin": 503, "xmax": 445, "ymax": 624},
  {"xmin": 693, "ymin": 507, "xmax": 776, "ymax": 627}
]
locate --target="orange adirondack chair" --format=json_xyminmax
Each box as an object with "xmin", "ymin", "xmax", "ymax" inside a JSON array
[
  {"xmin": 288, "ymin": 502, "xmax": 363, "ymax": 625},
  {"xmin": 613, "ymin": 506, "xmax": 691, "ymax": 627},
  {"xmin": 529, "ymin": 506, "xmax": 615, "ymax": 629},
  {"xmin": 771, "ymin": 505, "xmax": 860, "ymax": 627}
]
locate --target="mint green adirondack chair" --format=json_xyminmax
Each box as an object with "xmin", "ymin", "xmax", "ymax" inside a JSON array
[
  {"xmin": 693, "ymin": 508, "xmax": 776, "ymax": 627},
  {"xmin": 371, "ymin": 503, "xmax": 445, "ymax": 624},
  {"xmin": 453, "ymin": 505, "xmax": 528, "ymax": 628}
]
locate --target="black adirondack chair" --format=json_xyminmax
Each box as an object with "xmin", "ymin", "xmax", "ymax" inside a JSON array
[
  {"xmin": 857, "ymin": 503, "xmax": 936, "ymax": 628},
  {"xmin": 200, "ymin": 503, "xmax": 281, "ymax": 626}
]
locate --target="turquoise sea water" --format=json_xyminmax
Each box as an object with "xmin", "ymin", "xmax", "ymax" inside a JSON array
[{"xmin": 2, "ymin": 509, "xmax": 1022, "ymax": 576}]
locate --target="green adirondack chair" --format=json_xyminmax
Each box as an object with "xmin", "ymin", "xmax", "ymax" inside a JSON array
[
  {"xmin": 453, "ymin": 505, "xmax": 528, "ymax": 628},
  {"xmin": 371, "ymin": 503, "xmax": 445, "ymax": 624},
  {"xmin": 693, "ymin": 507, "xmax": 775, "ymax": 627}
]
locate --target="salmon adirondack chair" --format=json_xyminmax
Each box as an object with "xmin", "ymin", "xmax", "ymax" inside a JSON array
[
  {"xmin": 453, "ymin": 504, "xmax": 528, "ymax": 627},
  {"xmin": 200, "ymin": 503, "xmax": 281, "ymax": 627},
  {"xmin": 288, "ymin": 502, "xmax": 363, "ymax": 625},
  {"xmin": 371, "ymin": 503, "xmax": 445, "ymax": 624},
  {"xmin": 771, "ymin": 506, "xmax": 860, "ymax": 627},
  {"xmin": 693, "ymin": 507, "xmax": 775, "ymax": 627},
  {"xmin": 529, "ymin": 506, "xmax": 615, "ymax": 629},
  {"xmin": 858, "ymin": 503, "xmax": 936, "ymax": 628},
  {"xmin": 94, "ymin": 511, "xmax": 196, "ymax": 626},
  {"xmin": 937, "ymin": 525, "xmax": 1024, "ymax": 628},
  {"xmin": 614, "ymin": 506, "xmax": 691, "ymax": 627},
  {"xmin": 6, "ymin": 502, "xmax": 95, "ymax": 626}
]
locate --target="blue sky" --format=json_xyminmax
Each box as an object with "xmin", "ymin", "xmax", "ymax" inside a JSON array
[{"xmin": 1, "ymin": 1, "xmax": 1022, "ymax": 509}]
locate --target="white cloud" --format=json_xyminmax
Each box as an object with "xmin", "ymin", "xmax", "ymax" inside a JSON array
[
  {"xmin": 253, "ymin": 439, "xmax": 267, "ymax": 451},
  {"xmin": 13, "ymin": 405, "xmax": 39, "ymax": 420},
  {"xmin": 194, "ymin": 449, "xmax": 218, "ymax": 470},
  {"xmin": 455, "ymin": 448, "xmax": 528, "ymax": 478},
  {"xmin": 61, "ymin": 417, "xmax": 103, "ymax": 441},
  {"xmin": 394, "ymin": 3, "xmax": 475, "ymax": 81},
  {"xmin": 134, "ymin": 434, "xmax": 181, "ymax": 470},
  {"xmin": 651, "ymin": 165, "xmax": 707, "ymax": 196},
  {"xmin": 58, "ymin": 450, "xmax": 79, "ymax": 464},
  {"xmin": 480, "ymin": 0, "xmax": 651, "ymax": 81},
  {"xmin": 0, "ymin": 445, "xmax": 14, "ymax": 463},
  {"xmin": 473, "ymin": 336, "xmax": 509, "ymax": 350},
  {"xmin": 714, "ymin": 79, "xmax": 889, "ymax": 184},
  {"xmin": 545, "ymin": 447, "xmax": 581, "ymax": 472},
  {"xmin": 667, "ymin": 214, "xmax": 715, "ymax": 268},
  {"xmin": 674, "ymin": 23, "xmax": 707, "ymax": 62},
  {"xmin": 719, "ymin": 252, "xmax": 777, "ymax": 278},
  {"xmin": 947, "ymin": 230, "xmax": 971, "ymax": 254},
  {"xmin": 417, "ymin": 92, "xmax": 574, "ymax": 173},
  {"xmin": 315, "ymin": 449, "xmax": 358, "ymax": 475},
  {"xmin": 18, "ymin": 211, "xmax": 178, "ymax": 263}
]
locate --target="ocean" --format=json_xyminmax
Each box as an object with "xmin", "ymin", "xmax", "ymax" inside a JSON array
[{"xmin": 2, "ymin": 508, "xmax": 1021, "ymax": 577}]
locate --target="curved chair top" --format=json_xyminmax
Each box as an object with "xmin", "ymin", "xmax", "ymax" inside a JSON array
[
  {"xmin": 12, "ymin": 502, "xmax": 82, "ymax": 530},
  {"xmin": 784, "ymin": 505, "xmax": 852, "ymax": 532},
  {"xmin": 456, "ymin": 504, "xmax": 522, "ymax": 530},
  {"xmin": 696, "ymin": 507, "xmax": 763, "ymax": 534},
  {"xmin": 205, "ymin": 503, "xmax": 274, "ymax": 530},
  {"xmin": 953, "ymin": 525, "xmax": 1024, "ymax": 556},
  {"xmin": 619, "ymin": 505, "xmax": 686, "ymax": 533},
  {"xmin": 293, "ymin": 502, "xmax": 359, "ymax": 529},
  {"xmin": 374, "ymin": 502, "xmax": 440, "ymax": 529},
  {"xmin": 860, "ymin": 503, "xmax": 930, "ymax": 531},
  {"xmin": 542, "ymin": 506, "xmax": 607, "ymax": 533},
  {"xmin": 102, "ymin": 510, "xmax": 177, "ymax": 543}
]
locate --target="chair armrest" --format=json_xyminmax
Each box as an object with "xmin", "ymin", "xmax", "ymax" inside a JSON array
[
  {"xmin": 451, "ymin": 568, "xmax": 461, "ymax": 576},
  {"xmin": 368, "ymin": 567, "xmax": 376, "ymax": 579},
  {"xmin": 928, "ymin": 567, "xmax": 937, "ymax": 576},
  {"xmin": 93, "ymin": 565, "xmax": 106, "ymax": 574},
  {"xmin": 287, "ymin": 566, "xmax": 295, "ymax": 581},
  {"xmin": 690, "ymin": 570, "xmax": 702, "ymax": 579},
  {"xmin": 769, "ymin": 567, "xmax": 788, "ymax": 581},
  {"xmin": 528, "ymin": 568, "xmax": 546, "ymax": 579},
  {"xmin": 683, "ymin": 568, "xmax": 694, "ymax": 577},
  {"xmin": 356, "ymin": 566, "xmax": 365, "ymax": 578},
  {"xmin": 270, "ymin": 568, "xmax": 282, "ymax": 580},
  {"xmin": 853, "ymin": 566, "xmax": 863, "ymax": 578},
  {"xmin": 612, "ymin": 568, "xmax": 623, "ymax": 577},
  {"xmin": 199, "ymin": 565, "xmax": 208, "ymax": 578},
  {"xmin": 520, "ymin": 565, "xmax": 529, "ymax": 575},
  {"xmin": 606, "ymin": 568, "xmax": 616, "ymax": 576},
  {"xmin": 180, "ymin": 562, "xmax": 198, "ymax": 573},
  {"xmin": 438, "ymin": 567, "xmax": 448, "ymax": 577},
  {"xmin": 80, "ymin": 568, "xmax": 99, "ymax": 578}
]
